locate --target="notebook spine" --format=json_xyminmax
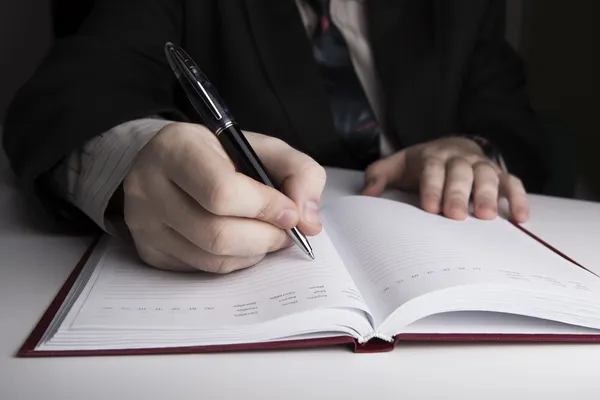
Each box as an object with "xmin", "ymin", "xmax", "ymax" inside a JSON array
[
  {"xmin": 358, "ymin": 332, "xmax": 394, "ymax": 344},
  {"xmin": 353, "ymin": 332, "xmax": 396, "ymax": 353}
]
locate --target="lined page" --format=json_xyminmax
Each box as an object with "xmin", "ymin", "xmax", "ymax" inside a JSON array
[
  {"xmin": 63, "ymin": 227, "xmax": 371, "ymax": 330},
  {"xmin": 403, "ymin": 311, "xmax": 600, "ymax": 335},
  {"xmin": 322, "ymin": 196, "xmax": 600, "ymax": 327},
  {"xmin": 519, "ymin": 195, "xmax": 600, "ymax": 275}
]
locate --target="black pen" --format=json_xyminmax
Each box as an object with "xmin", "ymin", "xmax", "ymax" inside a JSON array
[{"xmin": 164, "ymin": 42, "xmax": 315, "ymax": 260}]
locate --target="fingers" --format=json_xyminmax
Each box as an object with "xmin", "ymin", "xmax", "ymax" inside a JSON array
[
  {"xmin": 472, "ymin": 161, "xmax": 500, "ymax": 220},
  {"xmin": 248, "ymin": 133, "xmax": 327, "ymax": 235},
  {"xmin": 357, "ymin": 134, "xmax": 530, "ymax": 222},
  {"xmin": 500, "ymin": 174, "xmax": 529, "ymax": 223},
  {"xmin": 124, "ymin": 123, "xmax": 321, "ymax": 274},
  {"xmin": 133, "ymin": 241, "xmax": 196, "ymax": 272},
  {"xmin": 419, "ymin": 157, "xmax": 446, "ymax": 214},
  {"xmin": 163, "ymin": 126, "xmax": 301, "ymax": 230},
  {"xmin": 126, "ymin": 185, "xmax": 286, "ymax": 273},
  {"xmin": 436, "ymin": 160, "xmax": 528, "ymax": 222},
  {"xmin": 163, "ymin": 183, "xmax": 292, "ymax": 257},
  {"xmin": 133, "ymin": 227, "xmax": 267, "ymax": 274},
  {"xmin": 143, "ymin": 225, "xmax": 268, "ymax": 274},
  {"xmin": 362, "ymin": 152, "xmax": 407, "ymax": 197},
  {"xmin": 126, "ymin": 213, "xmax": 196, "ymax": 272},
  {"xmin": 441, "ymin": 158, "xmax": 474, "ymax": 220},
  {"xmin": 127, "ymin": 174, "xmax": 292, "ymax": 258}
]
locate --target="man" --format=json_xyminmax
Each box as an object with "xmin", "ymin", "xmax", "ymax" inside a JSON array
[{"xmin": 2, "ymin": 0, "xmax": 550, "ymax": 273}]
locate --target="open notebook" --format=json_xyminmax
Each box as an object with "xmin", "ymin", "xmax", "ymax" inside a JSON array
[{"xmin": 18, "ymin": 195, "xmax": 600, "ymax": 356}]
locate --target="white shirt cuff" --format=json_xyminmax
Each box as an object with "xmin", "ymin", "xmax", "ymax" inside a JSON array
[{"xmin": 51, "ymin": 117, "xmax": 174, "ymax": 235}]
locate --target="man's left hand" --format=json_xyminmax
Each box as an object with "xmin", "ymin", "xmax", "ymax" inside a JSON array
[{"xmin": 361, "ymin": 137, "xmax": 529, "ymax": 222}]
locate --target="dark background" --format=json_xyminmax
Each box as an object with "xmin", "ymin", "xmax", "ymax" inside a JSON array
[{"xmin": 0, "ymin": 0, "xmax": 598, "ymax": 199}]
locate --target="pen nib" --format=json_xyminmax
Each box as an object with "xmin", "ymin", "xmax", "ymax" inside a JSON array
[{"xmin": 287, "ymin": 227, "xmax": 315, "ymax": 260}]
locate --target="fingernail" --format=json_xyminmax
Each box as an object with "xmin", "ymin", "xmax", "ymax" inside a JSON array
[
  {"xmin": 276, "ymin": 209, "xmax": 297, "ymax": 228},
  {"xmin": 514, "ymin": 207, "xmax": 529, "ymax": 221},
  {"xmin": 449, "ymin": 201, "xmax": 468, "ymax": 219},
  {"xmin": 304, "ymin": 201, "xmax": 321, "ymax": 225},
  {"xmin": 516, "ymin": 206, "xmax": 529, "ymax": 215}
]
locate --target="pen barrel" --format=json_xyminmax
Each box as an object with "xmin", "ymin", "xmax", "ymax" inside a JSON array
[{"xmin": 217, "ymin": 124, "xmax": 277, "ymax": 189}]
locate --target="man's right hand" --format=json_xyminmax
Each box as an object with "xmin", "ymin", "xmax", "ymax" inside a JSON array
[{"xmin": 122, "ymin": 122, "xmax": 326, "ymax": 273}]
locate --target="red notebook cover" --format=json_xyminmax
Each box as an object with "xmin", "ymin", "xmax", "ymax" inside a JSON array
[{"xmin": 16, "ymin": 224, "xmax": 600, "ymax": 358}]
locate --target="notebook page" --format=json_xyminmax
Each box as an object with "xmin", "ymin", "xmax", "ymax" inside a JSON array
[
  {"xmin": 322, "ymin": 196, "xmax": 600, "ymax": 328},
  {"xmin": 403, "ymin": 311, "xmax": 600, "ymax": 335},
  {"xmin": 519, "ymin": 195, "xmax": 600, "ymax": 275},
  {"xmin": 60, "ymin": 227, "xmax": 372, "ymax": 331}
]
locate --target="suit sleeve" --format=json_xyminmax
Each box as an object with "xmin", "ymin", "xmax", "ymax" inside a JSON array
[
  {"xmin": 455, "ymin": 0, "xmax": 551, "ymax": 194},
  {"xmin": 1, "ymin": 0, "xmax": 186, "ymax": 231}
]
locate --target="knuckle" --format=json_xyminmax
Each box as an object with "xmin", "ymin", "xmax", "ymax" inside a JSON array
[
  {"xmin": 475, "ymin": 167, "xmax": 500, "ymax": 186},
  {"xmin": 488, "ymin": 173, "xmax": 501, "ymax": 186},
  {"xmin": 206, "ymin": 256, "xmax": 242, "ymax": 275},
  {"xmin": 308, "ymin": 166, "xmax": 327, "ymax": 190},
  {"xmin": 136, "ymin": 246, "xmax": 163, "ymax": 269},
  {"xmin": 206, "ymin": 180, "xmax": 237, "ymax": 215},
  {"xmin": 511, "ymin": 175, "xmax": 524, "ymax": 187},
  {"xmin": 206, "ymin": 220, "xmax": 232, "ymax": 255},
  {"xmin": 214, "ymin": 258, "xmax": 239, "ymax": 274},
  {"xmin": 136, "ymin": 246, "xmax": 153, "ymax": 264},
  {"xmin": 446, "ymin": 156, "xmax": 471, "ymax": 169},
  {"xmin": 185, "ymin": 251, "xmax": 213, "ymax": 272},
  {"xmin": 256, "ymin": 192, "xmax": 288, "ymax": 222},
  {"xmin": 291, "ymin": 161, "xmax": 327, "ymax": 194},
  {"xmin": 473, "ymin": 159, "xmax": 497, "ymax": 171},
  {"xmin": 422, "ymin": 190, "xmax": 442, "ymax": 202},
  {"xmin": 472, "ymin": 160, "xmax": 490, "ymax": 170},
  {"xmin": 421, "ymin": 179, "xmax": 443, "ymax": 192},
  {"xmin": 421, "ymin": 146, "xmax": 441, "ymax": 159},
  {"xmin": 464, "ymin": 154, "xmax": 484, "ymax": 165},
  {"xmin": 156, "ymin": 122, "xmax": 188, "ymax": 143},
  {"xmin": 149, "ymin": 123, "xmax": 182, "ymax": 158},
  {"xmin": 474, "ymin": 188, "xmax": 496, "ymax": 200},
  {"xmin": 504, "ymin": 174, "xmax": 523, "ymax": 188},
  {"xmin": 303, "ymin": 160, "xmax": 327, "ymax": 181},
  {"xmin": 214, "ymin": 255, "xmax": 265, "ymax": 274},
  {"xmin": 153, "ymin": 122, "xmax": 214, "ymax": 169},
  {"xmin": 445, "ymin": 188, "xmax": 467, "ymax": 199},
  {"xmin": 291, "ymin": 155, "xmax": 327, "ymax": 185},
  {"xmin": 255, "ymin": 199, "xmax": 273, "ymax": 221},
  {"xmin": 485, "ymin": 176, "xmax": 500, "ymax": 188},
  {"xmin": 422, "ymin": 156, "xmax": 445, "ymax": 171}
]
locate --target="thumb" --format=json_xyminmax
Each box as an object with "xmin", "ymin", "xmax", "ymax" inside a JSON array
[
  {"xmin": 361, "ymin": 152, "xmax": 407, "ymax": 197},
  {"xmin": 247, "ymin": 132, "xmax": 327, "ymax": 236}
]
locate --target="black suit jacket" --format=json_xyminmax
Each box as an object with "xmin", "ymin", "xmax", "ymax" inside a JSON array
[{"xmin": 2, "ymin": 0, "xmax": 551, "ymax": 229}]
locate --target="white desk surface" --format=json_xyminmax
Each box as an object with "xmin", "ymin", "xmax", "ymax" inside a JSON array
[{"xmin": 2, "ymin": 152, "xmax": 600, "ymax": 399}]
